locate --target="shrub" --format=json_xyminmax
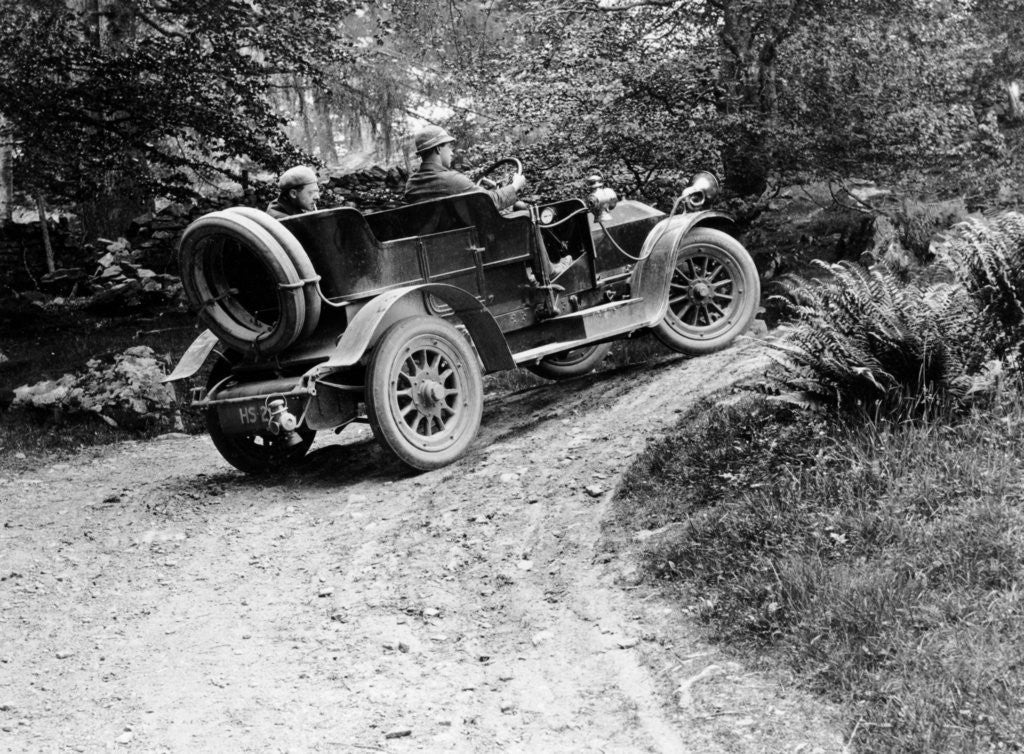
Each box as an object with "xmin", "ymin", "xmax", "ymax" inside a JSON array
[
  {"xmin": 768, "ymin": 261, "xmax": 986, "ymax": 414},
  {"xmin": 934, "ymin": 211, "xmax": 1024, "ymax": 362},
  {"xmin": 12, "ymin": 345, "xmax": 177, "ymax": 429},
  {"xmin": 895, "ymin": 197, "xmax": 968, "ymax": 262}
]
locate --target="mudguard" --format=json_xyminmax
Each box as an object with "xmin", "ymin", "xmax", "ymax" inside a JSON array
[
  {"xmin": 315, "ymin": 283, "xmax": 516, "ymax": 374},
  {"xmin": 629, "ymin": 210, "xmax": 736, "ymax": 326},
  {"xmin": 163, "ymin": 329, "xmax": 220, "ymax": 383}
]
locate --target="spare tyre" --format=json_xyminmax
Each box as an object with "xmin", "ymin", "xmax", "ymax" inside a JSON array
[
  {"xmin": 179, "ymin": 210, "xmax": 307, "ymax": 355},
  {"xmin": 222, "ymin": 207, "xmax": 322, "ymax": 341}
]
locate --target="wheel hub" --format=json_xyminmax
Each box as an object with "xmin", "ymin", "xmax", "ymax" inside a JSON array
[
  {"xmin": 690, "ymin": 281, "xmax": 713, "ymax": 302},
  {"xmin": 416, "ymin": 378, "xmax": 445, "ymax": 409}
]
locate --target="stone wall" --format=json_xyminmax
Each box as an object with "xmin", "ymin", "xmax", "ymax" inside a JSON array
[
  {"xmin": 0, "ymin": 219, "xmax": 87, "ymax": 292},
  {"xmin": 0, "ymin": 166, "xmax": 409, "ymax": 293}
]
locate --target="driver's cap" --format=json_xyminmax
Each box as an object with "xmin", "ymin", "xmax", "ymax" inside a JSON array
[{"xmin": 414, "ymin": 125, "xmax": 455, "ymax": 155}]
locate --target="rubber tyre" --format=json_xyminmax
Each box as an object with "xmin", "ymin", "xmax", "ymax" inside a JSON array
[
  {"xmin": 223, "ymin": 207, "xmax": 322, "ymax": 341},
  {"xmin": 179, "ymin": 211, "xmax": 306, "ymax": 355},
  {"xmin": 204, "ymin": 357, "xmax": 315, "ymax": 475},
  {"xmin": 366, "ymin": 316, "xmax": 484, "ymax": 470},
  {"xmin": 523, "ymin": 342, "xmax": 612, "ymax": 380},
  {"xmin": 653, "ymin": 227, "xmax": 760, "ymax": 355}
]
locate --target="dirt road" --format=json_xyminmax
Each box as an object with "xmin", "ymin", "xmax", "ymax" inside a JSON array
[{"xmin": 0, "ymin": 338, "xmax": 844, "ymax": 753}]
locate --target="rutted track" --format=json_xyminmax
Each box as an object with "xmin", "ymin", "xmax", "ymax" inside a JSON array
[{"xmin": 0, "ymin": 338, "xmax": 845, "ymax": 752}]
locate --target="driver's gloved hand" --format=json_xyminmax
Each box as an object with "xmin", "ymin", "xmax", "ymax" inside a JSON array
[
  {"xmin": 512, "ymin": 200, "xmax": 529, "ymax": 211},
  {"xmin": 512, "ymin": 173, "xmax": 527, "ymax": 192}
]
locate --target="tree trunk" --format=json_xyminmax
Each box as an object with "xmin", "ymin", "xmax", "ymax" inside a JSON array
[
  {"xmin": 0, "ymin": 115, "xmax": 12, "ymax": 223},
  {"xmin": 36, "ymin": 195, "xmax": 55, "ymax": 274},
  {"xmin": 315, "ymin": 92, "xmax": 338, "ymax": 165},
  {"xmin": 716, "ymin": 7, "xmax": 770, "ymax": 196},
  {"xmin": 1008, "ymin": 80, "xmax": 1023, "ymax": 121},
  {"xmin": 77, "ymin": 0, "xmax": 152, "ymax": 241}
]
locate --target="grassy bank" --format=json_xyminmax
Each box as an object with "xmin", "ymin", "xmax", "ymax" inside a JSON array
[{"xmin": 615, "ymin": 393, "xmax": 1024, "ymax": 752}]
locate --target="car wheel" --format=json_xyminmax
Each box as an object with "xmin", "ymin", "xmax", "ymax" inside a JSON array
[
  {"xmin": 205, "ymin": 357, "xmax": 315, "ymax": 474},
  {"xmin": 653, "ymin": 227, "xmax": 760, "ymax": 355},
  {"xmin": 366, "ymin": 316, "xmax": 484, "ymax": 470},
  {"xmin": 523, "ymin": 342, "xmax": 612, "ymax": 380}
]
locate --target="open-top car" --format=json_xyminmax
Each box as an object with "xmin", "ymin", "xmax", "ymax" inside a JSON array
[{"xmin": 166, "ymin": 164, "xmax": 761, "ymax": 472}]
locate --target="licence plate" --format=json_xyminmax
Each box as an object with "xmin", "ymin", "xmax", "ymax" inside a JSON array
[{"xmin": 215, "ymin": 396, "xmax": 307, "ymax": 434}]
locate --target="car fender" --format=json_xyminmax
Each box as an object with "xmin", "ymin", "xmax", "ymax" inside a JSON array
[
  {"xmin": 162, "ymin": 329, "xmax": 220, "ymax": 383},
  {"xmin": 629, "ymin": 211, "xmax": 737, "ymax": 326},
  {"xmin": 317, "ymin": 284, "xmax": 515, "ymax": 374}
]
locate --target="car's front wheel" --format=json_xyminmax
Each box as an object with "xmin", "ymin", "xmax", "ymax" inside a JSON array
[
  {"xmin": 365, "ymin": 316, "xmax": 484, "ymax": 470},
  {"xmin": 653, "ymin": 227, "xmax": 760, "ymax": 355}
]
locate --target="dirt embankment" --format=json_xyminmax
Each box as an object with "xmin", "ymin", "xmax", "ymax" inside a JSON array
[{"xmin": 0, "ymin": 338, "xmax": 845, "ymax": 753}]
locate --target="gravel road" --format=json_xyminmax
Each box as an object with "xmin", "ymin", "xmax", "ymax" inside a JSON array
[{"xmin": 0, "ymin": 337, "xmax": 846, "ymax": 753}]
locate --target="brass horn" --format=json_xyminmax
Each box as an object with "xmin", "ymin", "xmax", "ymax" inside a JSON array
[{"xmin": 681, "ymin": 171, "xmax": 720, "ymax": 210}]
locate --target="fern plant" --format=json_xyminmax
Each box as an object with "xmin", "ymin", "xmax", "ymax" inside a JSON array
[
  {"xmin": 769, "ymin": 261, "xmax": 985, "ymax": 414},
  {"xmin": 934, "ymin": 211, "xmax": 1024, "ymax": 362}
]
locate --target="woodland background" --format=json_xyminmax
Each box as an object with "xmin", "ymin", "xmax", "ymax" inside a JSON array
[{"xmin": 1, "ymin": 0, "xmax": 1022, "ymax": 243}]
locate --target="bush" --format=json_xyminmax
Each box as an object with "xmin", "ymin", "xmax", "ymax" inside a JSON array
[
  {"xmin": 12, "ymin": 345, "xmax": 177, "ymax": 429},
  {"xmin": 935, "ymin": 211, "xmax": 1024, "ymax": 363},
  {"xmin": 895, "ymin": 197, "xmax": 968, "ymax": 262},
  {"xmin": 768, "ymin": 261, "xmax": 987, "ymax": 415}
]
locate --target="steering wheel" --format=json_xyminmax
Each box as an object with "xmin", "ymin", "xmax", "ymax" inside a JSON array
[{"xmin": 475, "ymin": 157, "xmax": 523, "ymax": 190}]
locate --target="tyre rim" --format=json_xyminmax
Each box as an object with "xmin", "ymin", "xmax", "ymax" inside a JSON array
[
  {"xmin": 667, "ymin": 246, "xmax": 744, "ymax": 336},
  {"xmin": 388, "ymin": 337, "xmax": 469, "ymax": 451}
]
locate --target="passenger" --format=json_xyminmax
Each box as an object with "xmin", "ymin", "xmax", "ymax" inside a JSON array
[
  {"xmin": 266, "ymin": 166, "xmax": 321, "ymax": 219},
  {"xmin": 403, "ymin": 126, "xmax": 526, "ymax": 210}
]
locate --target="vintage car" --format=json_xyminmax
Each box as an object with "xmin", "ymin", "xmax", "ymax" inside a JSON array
[{"xmin": 166, "ymin": 162, "xmax": 761, "ymax": 472}]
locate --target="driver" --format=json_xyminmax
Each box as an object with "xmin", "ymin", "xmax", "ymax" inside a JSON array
[{"xmin": 403, "ymin": 125, "xmax": 526, "ymax": 210}]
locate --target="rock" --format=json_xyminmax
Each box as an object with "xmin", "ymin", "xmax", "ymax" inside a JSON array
[
  {"xmin": 499, "ymin": 472, "xmax": 520, "ymax": 484},
  {"xmin": 318, "ymin": 587, "xmax": 334, "ymax": 598},
  {"xmin": 384, "ymin": 728, "xmax": 412, "ymax": 739},
  {"xmin": 347, "ymin": 492, "xmax": 369, "ymax": 504},
  {"xmin": 616, "ymin": 637, "xmax": 640, "ymax": 649},
  {"xmin": 115, "ymin": 731, "xmax": 133, "ymax": 744},
  {"xmin": 531, "ymin": 630, "xmax": 553, "ymax": 646},
  {"xmin": 584, "ymin": 484, "xmax": 605, "ymax": 498},
  {"xmin": 55, "ymin": 651, "xmax": 73, "ymax": 660},
  {"xmin": 516, "ymin": 560, "xmax": 533, "ymax": 571}
]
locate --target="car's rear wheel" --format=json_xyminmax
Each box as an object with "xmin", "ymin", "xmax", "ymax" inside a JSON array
[
  {"xmin": 523, "ymin": 343, "xmax": 612, "ymax": 380},
  {"xmin": 366, "ymin": 316, "xmax": 483, "ymax": 470},
  {"xmin": 205, "ymin": 357, "xmax": 315, "ymax": 474},
  {"xmin": 653, "ymin": 227, "xmax": 760, "ymax": 355}
]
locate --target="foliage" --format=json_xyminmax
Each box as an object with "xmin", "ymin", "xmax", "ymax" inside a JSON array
[
  {"xmin": 934, "ymin": 211, "xmax": 1024, "ymax": 361},
  {"xmin": 0, "ymin": 0, "xmax": 364, "ymax": 204},
  {"xmin": 12, "ymin": 345, "xmax": 176, "ymax": 428},
  {"xmin": 894, "ymin": 197, "xmax": 969, "ymax": 262},
  {"xmin": 456, "ymin": 0, "xmax": 1014, "ymax": 202},
  {"xmin": 616, "ymin": 394, "xmax": 1024, "ymax": 751},
  {"xmin": 768, "ymin": 261, "xmax": 986, "ymax": 413}
]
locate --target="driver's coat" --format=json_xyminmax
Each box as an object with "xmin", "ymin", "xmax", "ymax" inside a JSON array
[{"xmin": 402, "ymin": 163, "xmax": 518, "ymax": 209}]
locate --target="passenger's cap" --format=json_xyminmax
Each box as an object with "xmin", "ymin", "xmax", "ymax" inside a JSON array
[{"xmin": 278, "ymin": 166, "xmax": 318, "ymax": 190}]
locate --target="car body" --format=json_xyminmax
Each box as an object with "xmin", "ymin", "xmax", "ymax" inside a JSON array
[{"xmin": 166, "ymin": 168, "xmax": 761, "ymax": 471}]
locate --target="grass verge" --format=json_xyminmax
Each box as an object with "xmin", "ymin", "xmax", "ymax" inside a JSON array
[{"xmin": 614, "ymin": 393, "xmax": 1024, "ymax": 752}]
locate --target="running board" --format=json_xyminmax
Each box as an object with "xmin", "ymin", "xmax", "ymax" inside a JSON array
[{"xmin": 513, "ymin": 298, "xmax": 650, "ymax": 364}]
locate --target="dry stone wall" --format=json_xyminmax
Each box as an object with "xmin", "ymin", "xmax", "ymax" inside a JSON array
[{"xmin": 0, "ymin": 167, "xmax": 409, "ymax": 294}]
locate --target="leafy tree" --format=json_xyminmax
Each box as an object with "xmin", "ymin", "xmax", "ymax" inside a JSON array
[{"xmin": 0, "ymin": 0, "xmax": 364, "ymax": 235}]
